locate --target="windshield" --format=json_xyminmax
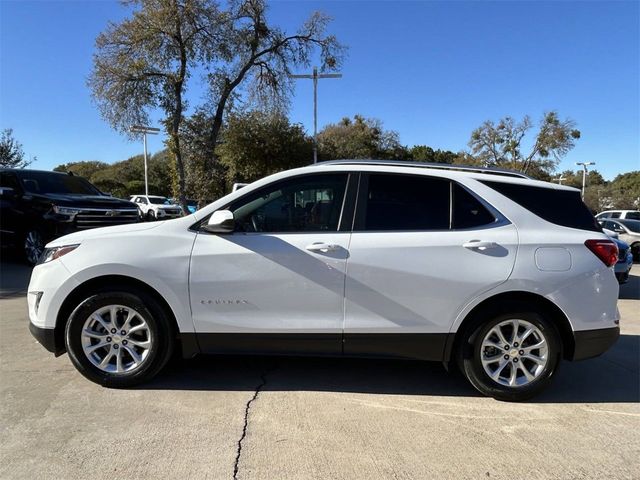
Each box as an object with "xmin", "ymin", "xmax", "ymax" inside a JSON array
[
  {"xmin": 149, "ymin": 197, "xmax": 171, "ymax": 205},
  {"xmin": 619, "ymin": 219, "xmax": 640, "ymax": 233},
  {"xmin": 18, "ymin": 171, "xmax": 102, "ymax": 195}
]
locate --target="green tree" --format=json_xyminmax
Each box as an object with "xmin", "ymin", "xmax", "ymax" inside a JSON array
[
  {"xmin": 181, "ymin": 110, "xmax": 228, "ymax": 202},
  {"xmin": 218, "ymin": 110, "xmax": 313, "ymax": 184},
  {"xmin": 0, "ymin": 129, "xmax": 34, "ymax": 168},
  {"xmin": 553, "ymin": 169, "xmax": 606, "ymax": 189},
  {"xmin": 53, "ymin": 160, "xmax": 110, "ymax": 178},
  {"xmin": 317, "ymin": 115, "xmax": 405, "ymax": 160},
  {"xmin": 90, "ymin": 0, "xmax": 344, "ymax": 210},
  {"xmin": 468, "ymin": 112, "xmax": 581, "ymax": 177},
  {"xmin": 407, "ymin": 145, "xmax": 458, "ymax": 163},
  {"xmin": 606, "ymin": 171, "xmax": 640, "ymax": 209}
]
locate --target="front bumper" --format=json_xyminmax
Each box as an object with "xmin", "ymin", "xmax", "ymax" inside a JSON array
[
  {"xmin": 29, "ymin": 322, "xmax": 64, "ymax": 356},
  {"xmin": 156, "ymin": 209, "xmax": 183, "ymax": 219},
  {"xmin": 571, "ymin": 326, "xmax": 620, "ymax": 361}
]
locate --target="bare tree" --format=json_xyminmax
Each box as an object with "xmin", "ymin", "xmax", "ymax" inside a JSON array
[
  {"xmin": 89, "ymin": 0, "xmax": 344, "ymax": 207},
  {"xmin": 468, "ymin": 112, "xmax": 581, "ymax": 175},
  {"xmin": 197, "ymin": 0, "xmax": 345, "ymax": 187}
]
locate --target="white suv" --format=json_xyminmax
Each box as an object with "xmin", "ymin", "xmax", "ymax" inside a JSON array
[
  {"xmin": 28, "ymin": 161, "xmax": 620, "ymax": 401},
  {"xmin": 130, "ymin": 195, "xmax": 183, "ymax": 220},
  {"xmin": 596, "ymin": 210, "xmax": 640, "ymax": 221}
]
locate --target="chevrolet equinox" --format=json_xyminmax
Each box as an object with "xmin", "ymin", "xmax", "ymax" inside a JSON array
[{"xmin": 27, "ymin": 161, "xmax": 620, "ymax": 401}]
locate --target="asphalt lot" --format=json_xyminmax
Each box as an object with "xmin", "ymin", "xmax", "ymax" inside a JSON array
[{"xmin": 0, "ymin": 259, "xmax": 638, "ymax": 480}]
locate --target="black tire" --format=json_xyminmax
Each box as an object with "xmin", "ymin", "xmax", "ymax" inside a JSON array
[
  {"xmin": 146, "ymin": 210, "xmax": 155, "ymax": 222},
  {"xmin": 23, "ymin": 229, "xmax": 45, "ymax": 266},
  {"xmin": 458, "ymin": 310, "xmax": 561, "ymax": 401},
  {"xmin": 65, "ymin": 289, "xmax": 174, "ymax": 387},
  {"xmin": 631, "ymin": 243, "xmax": 640, "ymax": 263}
]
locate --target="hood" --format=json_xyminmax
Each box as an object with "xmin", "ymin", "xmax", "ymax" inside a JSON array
[
  {"xmin": 46, "ymin": 221, "xmax": 164, "ymax": 247},
  {"xmin": 35, "ymin": 193, "xmax": 137, "ymax": 209}
]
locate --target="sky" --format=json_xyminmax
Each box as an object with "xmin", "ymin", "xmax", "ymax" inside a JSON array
[{"xmin": 0, "ymin": 0, "xmax": 638, "ymax": 180}]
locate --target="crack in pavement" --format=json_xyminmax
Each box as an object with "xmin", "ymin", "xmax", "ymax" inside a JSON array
[{"xmin": 233, "ymin": 366, "xmax": 275, "ymax": 480}]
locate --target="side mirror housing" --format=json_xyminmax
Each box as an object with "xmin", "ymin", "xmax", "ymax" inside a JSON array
[
  {"xmin": 0, "ymin": 187, "xmax": 16, "ymax": 199},
  {"xmin": 203, "ymin": 210, "xmax": 235, "ymax": 233}
]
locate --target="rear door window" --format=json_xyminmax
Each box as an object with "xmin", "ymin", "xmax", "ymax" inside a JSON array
[
  {"xmin": 357, "ymin": 174, "xmax": 450, "ymax": 231},
  {"xmin": 452, "ymin": 184, "xmax": 496, "ymax": 229}
]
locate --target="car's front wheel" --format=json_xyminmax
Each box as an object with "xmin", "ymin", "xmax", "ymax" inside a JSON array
[
  {"xmin": 65, "ymin": 290, "xmax": 174, "ymax": 387},
  {"xmin": 459, "ymin": 311, "xmax": 561, "ymax": 401}
]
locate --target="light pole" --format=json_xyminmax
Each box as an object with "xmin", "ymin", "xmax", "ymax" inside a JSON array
[
  {"xmin": 289, "ymin": 67, "xmax": 342, "ymax": 163},
  {"xmin": 130, "ymin": 125, "xmax": 160, "ymax": 196},
  {"xmin": 554, "ymin": 175, "xmax": 567, "ymax": 185},
  {"xmin": 576, "ymin": 162, "xmax": 595, "ymax": 199}
]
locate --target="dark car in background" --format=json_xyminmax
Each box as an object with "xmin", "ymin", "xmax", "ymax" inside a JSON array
[
  {"xmin": 612, "ymin": 237, "xmax": 633, "ymax": 284},
  {"xmin": 0, "ymin": 168, "xmax": 139, "ymax": 264}
]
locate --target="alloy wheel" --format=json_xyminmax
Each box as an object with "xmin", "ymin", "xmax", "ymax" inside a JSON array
[
  {"xmin": 81, "ymin": 305, "xmax": 152, "ymax": 374},
  {"xmin": 24, "ymin": 230, "xmax": 44, "ymax": 265},
  {"xmin": 480, "ymin": 319, "xmax": 549, "ymax": 388}
]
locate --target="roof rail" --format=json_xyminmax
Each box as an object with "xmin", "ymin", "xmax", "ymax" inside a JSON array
[{"xmin": 313, "ymin": 159, "xmax": 531, "ymax": 179}]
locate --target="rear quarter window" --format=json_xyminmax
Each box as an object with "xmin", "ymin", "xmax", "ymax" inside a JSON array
[{"xmin": 481, "ymin": 180, "xmax": 601, "ymax": 232}]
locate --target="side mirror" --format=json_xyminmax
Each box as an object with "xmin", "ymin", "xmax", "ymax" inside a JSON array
[
  {"xmin": 602, "ymin": 228, "xmax": 619, "ymax": 239},
  {"xmin": 0, "ymin": 187, "xmax": 16, "ymax": 199},
  {"xmin": 203, "ymin": 210, "xmax": 235, "ymax": 233}
]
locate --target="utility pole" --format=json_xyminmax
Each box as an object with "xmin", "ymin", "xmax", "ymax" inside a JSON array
[
  {"xmin": 554, "ymin": 175, "xmax": 567, "ymax": 185},
  {"xmin": 130, "ymin": 125, "xmax": 160, "ymax": 196},
  {"xmin": 576, "ymin": 162, "xmax": 595, "ymax": 199},
  {"xmin": 289, "ymin": 67, "xmax": 342, "ymax": 163}
]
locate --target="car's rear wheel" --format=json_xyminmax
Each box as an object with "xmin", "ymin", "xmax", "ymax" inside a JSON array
[
  {"xmin": 65, "ymin": 290, "xmax": 174, "ymax": 387},
  {"xmin": 458, "ymin": 311, "xmax": 561, "ymax": 401},
  {"xmin": 23, "ymin": 229, "xmax": 45, "ymax": 265}
]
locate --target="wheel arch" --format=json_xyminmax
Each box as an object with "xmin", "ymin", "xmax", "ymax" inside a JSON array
[
  {"xmin": 445, "ymin": 291, "xmax": 575, "ymax": 363},
  {"xmin": 54, "ymin": 274, "xmax": 197, "ymax": 358}
]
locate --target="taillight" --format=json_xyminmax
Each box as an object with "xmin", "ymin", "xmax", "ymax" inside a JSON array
[{"xmin": 585, "ymin": 239, "xmax": 618, "ymax": 267}]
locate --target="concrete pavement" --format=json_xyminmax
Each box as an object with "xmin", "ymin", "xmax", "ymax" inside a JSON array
[{"xmin": 0, "ymin": 261, "xmax": 638, "ymax": 479}]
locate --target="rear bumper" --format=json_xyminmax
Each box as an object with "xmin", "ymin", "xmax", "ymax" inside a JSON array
[
  {"xmin": 29, "ymin": 322, "xmax": 64, "ymax": 356},
  {"xmin": 571, "ymin": 326, "xmax": 620, "ymax": 361}
]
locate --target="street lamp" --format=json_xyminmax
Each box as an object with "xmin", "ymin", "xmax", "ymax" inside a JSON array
[
  {"xmin": 289, "ymin": 67, "xmax": 342, "ymax": 164},
  {"xmin": 575, "ymin": 162, "xmax": 595, "ymax": 199},
  {"xmin": 129, "ymin": 125, "xmax": 160, "ymax": 196},
  {"xmin": 554, "ymin": 175, "xmax": 567, "ymax": 185}
]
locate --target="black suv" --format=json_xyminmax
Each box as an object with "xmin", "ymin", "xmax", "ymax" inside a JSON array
[{"xmin": 0, "ymin": 168, "xmax": 139, "ymax": 264}]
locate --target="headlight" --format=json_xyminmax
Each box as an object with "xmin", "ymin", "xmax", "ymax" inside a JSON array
[
  {"xmin": 52, "ymin": 205, "xmax": 81, "ymax": 217},
  {"xmin": 37, "ymin": 244, "xmax": 80, "ymax": 265}
]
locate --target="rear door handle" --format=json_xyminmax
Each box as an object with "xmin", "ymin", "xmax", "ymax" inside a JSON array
[
  {"xmin": 306, "ymin": 242, "xmax": 341, "ymax": 253},
  {"xmin": 463, "ymin": 240, "xmax": 498, "ymax": 250}
]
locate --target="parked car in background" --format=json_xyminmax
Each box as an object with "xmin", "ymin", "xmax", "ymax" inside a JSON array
[
  {"xmin": 596, "ymin": 210, "xmax": 640, "ymax": 220},
  {"xmin": 0, "ymin": 168, "xmax": 139, "ymax": 265},
  {"xmin": 611, "ymin": 237, "xmax": 633, "ymax": 283},
  {"xmin": 129, "ymin": 195, "xmax": 183, "ymax": 221},
  {"xmin": 598, "ymin": 218, "xmax": 640, "ymax": 261},
  {"xmin": 28, "ymin": 160, "xmax": 619, "ymax": 401}
]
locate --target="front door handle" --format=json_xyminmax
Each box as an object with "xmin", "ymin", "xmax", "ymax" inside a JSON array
[
  {"xmin": 306, "ymin": 242, "xmax": 341, "ymax": 253},
  {"xmin": 463, "ymin": 240, "xmax": 498, "ymax": 250}
]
